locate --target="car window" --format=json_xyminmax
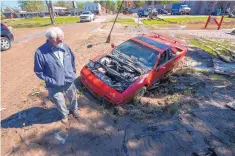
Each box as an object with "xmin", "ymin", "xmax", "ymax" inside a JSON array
[
  {"xmin": 136, "ymin": 36, "xmax": 170, "ymax": 50},
  {"xmin": 114, "ymin": 40, "xmax": 160, "ymax": 69},
  {"xmin": 168, "ymin": 48, "xmax": 176, "ymax": 60},
  {"xmin": 82, "ymin": 12, "xmax": 90, "ymax": 14},
  {"xmin": 157, "ymin": 51, "xmax": 167, "ymax": 67}
]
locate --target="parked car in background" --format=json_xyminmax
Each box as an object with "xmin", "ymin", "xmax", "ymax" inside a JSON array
[
  {"xmin": 80, "ymin": 11, "xmax": 95, "ymax": 22},
  {"xmin": 123, "ymin": 8, "xmax": 132, "ymax": 15},
  {"xmin": 25, "ymin": 14, "xmax": 33, "ymax": 19},
  {"xmin": 130, "ymin": 7, "xmax": 139, "ymax": 13},
  {"xmin": 1, "ymin": 23, "xmax": 14, "ymax": 51},
  {"xmin": 138, "ymin": 9, "xmax": 150, "ymax": 17},
  {"xmin": 39, "ymin": 13, "xmax": 45, "ymax": 17},
  {"xmin": 81, "ymin": 34, "xmax": 187, "ymax": 105},
  {"xmin": 228, "ymin": 10, "xmax": 235, "ymax": 18},
  {"xmin": 158, "ymin": 9, "xmax": 168, "ymax": 15},
  {"xmin": 171, "ymin": 3, "xmax": 191, "ymax": 15},
  {"xmin": 179, "ymin": 5, "xmax": 191, "ymax": 15}
]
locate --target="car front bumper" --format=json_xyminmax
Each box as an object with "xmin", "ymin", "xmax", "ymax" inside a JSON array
[
  {"xmin": 80, "ymin": 19, "xmax": 91, "ymax": 22},
  {"xmin": 80, "ymin": 66, "xmax": 125, "ymax": 105}
]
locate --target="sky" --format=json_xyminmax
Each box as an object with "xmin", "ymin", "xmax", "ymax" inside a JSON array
[
  {"xmin": 1, "ymin": 0, "xmax": 100, "ymax": 9},
  {"xmin": 1, "ymin": 1, "xmax": 19, "ymax": 9}
]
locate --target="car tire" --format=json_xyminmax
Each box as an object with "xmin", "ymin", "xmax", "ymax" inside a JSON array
[
  {"xmin": 133, "ymin": 86, "xmax": 146, "ymax": 103},
  {"xmin": 1, "ymin": 36, "xmax": 11, "ymax": 51}
]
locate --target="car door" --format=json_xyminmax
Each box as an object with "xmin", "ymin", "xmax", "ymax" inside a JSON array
[{"xmin": 149, "ymin": 50, "xmax": 172, "ymax": 85}]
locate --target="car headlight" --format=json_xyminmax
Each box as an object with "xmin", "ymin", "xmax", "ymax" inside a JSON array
[{"xmin": 87, "ymin": 60, "xmax": 95, "ymax": 68}]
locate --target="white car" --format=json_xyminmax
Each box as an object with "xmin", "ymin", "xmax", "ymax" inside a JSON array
[
  {"xmin": 179, "ymin": 5, "xmax": 191, "ymax": 15},
  {"xmin": 80, "ymin": 11, "xmax": 95, "ymax": 22}
]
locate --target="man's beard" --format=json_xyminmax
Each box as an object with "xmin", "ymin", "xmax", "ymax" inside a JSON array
[{"xmin": 53, "ymin": 43, "xmax": 63, "ymax": 48}]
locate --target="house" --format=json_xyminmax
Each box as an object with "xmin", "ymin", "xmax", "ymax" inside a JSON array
[
  {"xmin": 83, "ymin": 3, "xmax": 101, "ymax": 14},
  {"xmin": 67, "ymin": 8, "xmax": 84, "ymax": 16},
  {"xmin": 53, "ymin": 6, "xmax": 67, "ymax": 16},
  {"xmin": 184, "ymin": 1, "xmax": 235, "ymax": 15}
]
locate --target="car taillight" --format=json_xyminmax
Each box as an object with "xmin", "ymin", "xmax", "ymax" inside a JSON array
[{"xmin": 3, "ymin": 25, "xmax": 9, "ymax": 31}]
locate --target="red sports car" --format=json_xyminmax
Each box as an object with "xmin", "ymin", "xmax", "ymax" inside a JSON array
[{"xmin": 80, "ymin": 34, "xmax": 187, "ymax": 105}]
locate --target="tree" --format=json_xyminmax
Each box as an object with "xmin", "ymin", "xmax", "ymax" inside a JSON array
[
  {"xmin": 94, "ymin": 0, "xmax": 116, "ymax": 11},
  {"xmin": 116, "ymin": 0, "xmax": 124, "ymax": 11},
  {"xmin": 134, "ymin": 0, "xmax": 145, "ymax": 8},
  {"xmin": 46, "ymin": 0, "xmax": 55, "ymax": 25},
  {"xmin": 160, "ymin": 0, "xmax": 179, "ymax": 5},
  {"xmin": 76, "ymin": 3, "xmax": 83, "ymax": 9},
  {"xmin": 55, "ymin": 1, "xmax": 73, "ymax": 9},
  {"xmin": 18, "ymin": 0, "xmax": 45, "ymax": 12}
]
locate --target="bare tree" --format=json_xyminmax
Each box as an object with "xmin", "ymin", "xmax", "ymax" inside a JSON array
[{"xmin": 46, "ymin": 0, "xmax": 55, "ymax": 25}]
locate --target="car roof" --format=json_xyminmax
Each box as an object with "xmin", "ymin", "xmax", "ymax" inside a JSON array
[{"xmin": 132, "ymin": 35, "xmax": 173, "ymax": 53}]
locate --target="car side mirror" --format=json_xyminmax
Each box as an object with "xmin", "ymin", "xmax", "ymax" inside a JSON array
[
  {"xmin": 111, "ymin": 43, "xmax": 115, "ymax": 48},
  {"xmin": 87, "ymin": 44, "xmax": 92, "ymax": 48}
]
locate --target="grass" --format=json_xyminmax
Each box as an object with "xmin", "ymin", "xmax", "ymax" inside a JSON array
[
  {"xmin": 189, "ymin": 38, "xmax": 235, "ymax": 60},
  {"xmin": 3, "ymin": 16, "xmax": 80, "ymax": 28},
  {"xmin": 208, "ymin": 74, "xmax": 228, "ymax": 81},
  {"xmin": 110, "ymin": 18, "xmax": 136, "ymax": 25},
  {"xmin": 189, "ymin": 38, "xmax": 217, "ymax": 57},
  {"xmin": 141, "ymin": 16, "xmax": 234, "ymax": 25}
]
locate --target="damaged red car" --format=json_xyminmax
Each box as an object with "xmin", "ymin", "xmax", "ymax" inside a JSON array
[{"xmin": 80, "ymin": 34, "xmax": 187, "ymax": 105}]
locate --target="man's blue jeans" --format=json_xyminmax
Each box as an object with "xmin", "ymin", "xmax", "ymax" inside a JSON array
[{"xmin": 48, "ymin": 82, "xmax": 78, "ymax": 118}]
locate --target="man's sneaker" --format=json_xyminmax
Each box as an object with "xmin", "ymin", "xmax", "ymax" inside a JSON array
[
  {"xmin": 61, "ymin": 116, "xmax": 68, "ymax": 124},
  {"xmin": 72, "ymin": 110, "xmax": 79, "ymax": 119}
]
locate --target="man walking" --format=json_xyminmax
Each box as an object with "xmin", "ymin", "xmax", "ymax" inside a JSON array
[{"xmin": 34, "ymin": 27, "xmax": 79, "ymax": 124}]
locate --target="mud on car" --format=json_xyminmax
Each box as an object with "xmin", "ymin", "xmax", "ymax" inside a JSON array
[{"xmin": 80, "ymin": 34, "xmax": 187, "ymax": 105}]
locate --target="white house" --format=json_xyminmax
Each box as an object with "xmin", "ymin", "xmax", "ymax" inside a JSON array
[{"xmin": 83, "ymin": 3, "xmax": 101, "ymax": 14}]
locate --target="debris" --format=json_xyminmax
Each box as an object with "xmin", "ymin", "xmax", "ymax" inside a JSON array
[
  {"xmin": 142, "ymin": 125, "xmax": 158, "ymax": 132},
  {"xmin": 122, "ymin": 127, "xmax": 129, "ymax": 156},
  {"xmin": 213, "ymin": 58, "xmax": 235, "ymax": 76},
  {"xmin": 4, "ymin": 146, "xmax": 15, "ymax": 156},
  {"xmin": 30, "ymin": 92, "xmax": 40, "ymax": 96},
  {"xmin": 54, "ymin": 132, "xmax": 68, "ymax": 144},
  {"xmin": 226, "ymin": 101, "xmax": 235, "ymax": 111},
  {"xmin": 232, "ymin": 29, "xmax": 235, "ymax": 34},
  {"xmin": 134, "ymin": 125, "xmax": 178, "ymax": 139},
  {"xmin": 190, "ymin": 81, "xmax": 203, "ymax": 86}
]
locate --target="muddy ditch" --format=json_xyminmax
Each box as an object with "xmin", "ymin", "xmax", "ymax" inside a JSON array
[{"xmin": 75, "ymin": 56, "xmax": 235, "ymax": 125}]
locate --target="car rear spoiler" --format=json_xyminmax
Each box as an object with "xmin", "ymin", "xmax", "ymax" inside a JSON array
[{"xmin": 142, "ymin": 33, "xmax": 183, "ymax": 45}]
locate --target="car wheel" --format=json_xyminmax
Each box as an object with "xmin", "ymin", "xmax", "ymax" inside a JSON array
[
  {"xmin": 1, "ymin": 37, "xmax": 11, "ymax": 51},
  {"xmin": 133, "ymin": 86, "xmax": 146, "ymax": 103}
]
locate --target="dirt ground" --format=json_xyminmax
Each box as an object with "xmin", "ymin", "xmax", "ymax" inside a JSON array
[{"xmin": 1, "ymin": 15, "xmax": 235, "ymax": 156}]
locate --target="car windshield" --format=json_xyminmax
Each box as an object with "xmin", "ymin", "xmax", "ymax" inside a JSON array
[
  {"xmin": 82, "ymin": 12, "xmax": 90, "ymax": 14},
  {"xmin": 113, "ymin": 40, "xmax": 159, "ymax": 69},
  {"xmin": 181, "ymin": 5, "xmax": 188, "ymax": 8}
]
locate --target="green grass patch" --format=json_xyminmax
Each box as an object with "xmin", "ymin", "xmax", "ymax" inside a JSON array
[
  {"xmin": 141, "ymin": 16, "xmax": 234, "ymax": 25},
  {"xmin": 110, "ymin": 18, "xmax": 136, "ymax": 25},
  {"xmin": 3, "ymin": 16, "xmax": 80, "ymax": 28},
  {"xmin": 189, "ymin": 38, "xmax": 217, "ymax": 57},
  {"xmin": 208, "ymin": 74, "xmax": 228, "ymax": 81}
]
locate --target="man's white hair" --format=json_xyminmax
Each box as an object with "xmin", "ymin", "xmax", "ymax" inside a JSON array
[{"xmin": 45, "ymin": 27, "xmax": 64, "ymax": 40}]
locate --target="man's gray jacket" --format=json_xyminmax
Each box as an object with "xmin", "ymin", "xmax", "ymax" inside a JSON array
[{"xmin": 34, "ymin": 40, "xmax": 76, "ymax": 88}]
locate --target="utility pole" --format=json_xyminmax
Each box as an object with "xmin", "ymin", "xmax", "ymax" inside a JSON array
[
  {"xmin": 106, "ymin": 0, "xmax": 124, "ymax": 43},
  {"xmin": 46, "ymin": 0, "xmax": 55, "ymax": 25}
]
